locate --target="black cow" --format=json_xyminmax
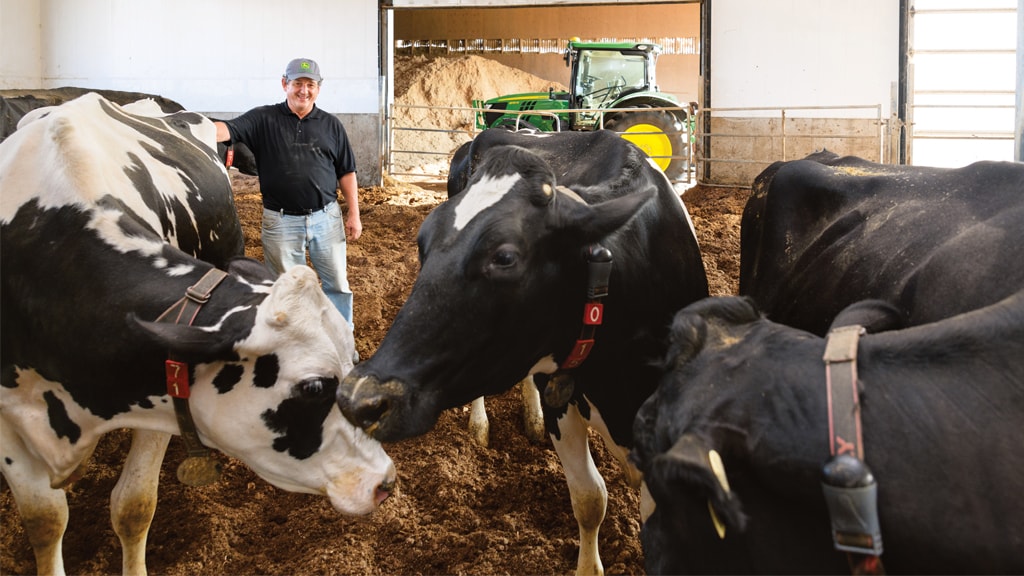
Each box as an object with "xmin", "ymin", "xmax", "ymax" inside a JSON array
[
  {"xmin": 632, "ymin": 294, "xmax": 1024, "ymax": 574},
  {"xmin": 1, "ymin": 92, "xmax": 394, "ymax": 575},
  {"xmin": 740, "ymin": 150, "xmax": 1024, "ymax": 336},
  {"xmin": 338, "ymin": 128, "xmax": 709, "ymax": 574}
]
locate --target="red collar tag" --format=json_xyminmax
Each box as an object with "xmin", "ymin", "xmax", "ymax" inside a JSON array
[
  {"xmin": 559, "ymin": 244, "xmax": 611, "ymax": 371},
  {"xmin": 562, "ymin": 338, "xmax": 596, "ymax": 369},
  {"xmin": 583, "ymin": 302, "xmax": 603, "ymax": 325},
  {"xmin": 166, "ymin": 359, "xmax": 191, "ymax": 398},
  {"xmin": 225, "ymin": 147, "xmax": 234, "ymax": 168}
]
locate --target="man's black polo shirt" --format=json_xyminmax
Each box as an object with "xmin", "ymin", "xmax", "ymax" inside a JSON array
[{"xmin": 225, "ymin": 102, "xmax": 356, "ymax": 213}]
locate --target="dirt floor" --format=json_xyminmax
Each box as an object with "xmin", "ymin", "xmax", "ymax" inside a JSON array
[{"xmin": 0, "ymin": 171, "xmax": 747, "ymax": 575}]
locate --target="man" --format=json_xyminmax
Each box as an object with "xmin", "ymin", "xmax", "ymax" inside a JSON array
[{"xmin": 214, "ymin": 58, "xmax": 361, "ymax": 329}]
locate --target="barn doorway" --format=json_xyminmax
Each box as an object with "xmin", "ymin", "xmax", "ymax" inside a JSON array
[{"xmin": 378, "ymin": 1, "xmax": 702, "ymax": 183}]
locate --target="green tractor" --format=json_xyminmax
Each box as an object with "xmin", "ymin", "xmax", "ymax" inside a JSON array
[{"xmin": 473, "ymin": 38, "xmax": 691, "ymax": 180}]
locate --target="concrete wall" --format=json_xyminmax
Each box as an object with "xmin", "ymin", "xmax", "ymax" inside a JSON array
[
  {"xmin": 0, "ymin": 0, "xmax": 382, "ymax": 186},
  {"xmin": 394, "ymin": 4, "xmax": 701, "ymax": 104},
  {"xmin": 703, "ymin": 117, "xmax": 886, "ymax": 186},
  {"xmin": 703, "ymin": 0, "xmax": 900, "ymax": 185}
]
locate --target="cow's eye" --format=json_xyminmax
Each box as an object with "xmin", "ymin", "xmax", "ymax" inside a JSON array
[
  {"xmin": 491, "ymin": 244, "xmax": 519, "ymax": 268},
  {"xmin": 297, "ymin": 378, "xmax": 330, "ymax": 398}
]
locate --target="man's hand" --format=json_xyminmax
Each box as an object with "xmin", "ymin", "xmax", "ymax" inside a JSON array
[{"xmin": 346, "ymin": 213, "xmax": 362, "ymax": 241}]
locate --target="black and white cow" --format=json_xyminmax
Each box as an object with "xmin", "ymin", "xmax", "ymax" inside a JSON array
[
  {"xmin": 337, "ymin": 128, "xmax": 709, "ymax": 574},
  {"xmin": 740, "ymin": 150, "xmax": 1024, "ymax": 336},
  {"xmin": 0, "ymin": 92, "xmax": 395, "ymax": 575},
  {"xmin": 631, "ymin": 294, "xmax": 1024, "ymax": 574},
  {"xmin": 1, "ymin": 87, "xmax": 257, "ymax": 176}
]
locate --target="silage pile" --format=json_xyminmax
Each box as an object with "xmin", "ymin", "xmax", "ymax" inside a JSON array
[{"xmin": 391, "ymin": 55, "xmax": 567, "ymax": 178}]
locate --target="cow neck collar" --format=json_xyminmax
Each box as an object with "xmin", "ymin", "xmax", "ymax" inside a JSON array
[
  {"xmin": 540, "ymin": 243, "xmax": 612, "ymax": 409},
  {"xmin": 559, "ymin": 243, "xmax": 612, "ymax": 371},
  {"xmin": 156, "ymin": 267, "xmax": 228, "ymax": 487},
  {"xmin": 821, "ymin": 325, "xmax": 885, "ymax": 575},
  {"xmin": 823, "ymin": 325, "xmax": 867, "ymax": 461}
]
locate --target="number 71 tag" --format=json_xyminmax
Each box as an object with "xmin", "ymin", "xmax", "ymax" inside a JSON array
[{"xmin": 165, "ymin": 360, "xmax": 191, "ymax": 398}]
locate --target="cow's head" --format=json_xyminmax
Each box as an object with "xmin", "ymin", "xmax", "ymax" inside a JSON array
[
  {"xmin": 630, "ymin": 296, "xmax": 855, "ymax": 573},
  {"xmin": 133, "ymin": 262, "xmax": 395, "ymax": 515},
  {"xmin": 337, "ymin": 144, "xmax": 653, "ymax": 441}
]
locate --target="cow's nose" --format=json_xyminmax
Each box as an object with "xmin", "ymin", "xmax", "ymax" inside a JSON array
[
  {"xmin": 337, "ymin": 375, "xmax": 392, "ymax": 434},
  {"xmin": 375, "ymin": 476, "xmax": 397, "ymax": 506},
  {"xmin": 352, "ymin": 395, "xmax": 391, "ymax": 435}
]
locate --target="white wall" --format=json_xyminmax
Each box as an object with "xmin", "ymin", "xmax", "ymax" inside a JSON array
[
  {"xmin": 2, "ymin": 0, "xmax": 379, "ymax": 115},
  {"xmin": 711, "ymin": 0, "xmax": 899, "ymax": 118},
  {"xmin": 0, "ymin": 0, "xmax": 42, "ymax": 88}
]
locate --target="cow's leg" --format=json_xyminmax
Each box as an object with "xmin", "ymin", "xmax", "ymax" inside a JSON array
[
  {"xmin": 551, "ymin": 403, "xmax": 606, "ymax": 576},
  {"xmin": 469, "ymin": 378, "xmax": 546, "ymax": 448},
  {"xmin": 1, "ymin": 421, "xmax": 68, "ymax": 576},
  {"xmin": 519, "ymin": 377, "xmax": 546, "ymax": 444},
  {"xmin": 468, "ymin": 397, "xmax": 490, "ymax": 447},
  {"xmin": 586, "ymin": 411, "xmax": 644, "ymax": 490},
  {"xmin": 110, "ymin": 430, "xmax": 171, "ymax": 576}
]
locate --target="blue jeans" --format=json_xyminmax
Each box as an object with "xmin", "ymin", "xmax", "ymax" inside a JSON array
[{"xmin": 261, "ymin": 201, "xmax": 353, "ymax": 329}]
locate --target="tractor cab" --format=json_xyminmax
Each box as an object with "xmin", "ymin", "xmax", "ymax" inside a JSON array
[
  {"xmin": 473, "ymin": 38, "xmax": 690, "ymax": 179},
  {"xmin": 566, "ymin": 39, "xmax": 663, "ymax": 129}
]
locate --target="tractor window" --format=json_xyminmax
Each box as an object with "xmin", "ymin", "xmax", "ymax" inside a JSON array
[{"xmin": 575, "ymin": 50, "xmax": 647, "ymax": 109}]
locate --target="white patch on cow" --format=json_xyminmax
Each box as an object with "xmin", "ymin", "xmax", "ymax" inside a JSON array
[
  {"xmin": 453, "ymin": 172, "xmax": 521, "ymax": 231},
  {"xmin": 87, "ymin": 205, "xmax": 166, "ymax": 257},
  {"xmin": 527, "ymin": 354, "xmax": 559, "ymax": 376},
  {"xmin": 166, "ymin": 263, "xmax": 197, "ymax": 276},
  {"xmin": 192, "ymin": 305, "xmax": 257, "ymax": 333},
  {"xmin": 583, "ymin": 399, "xmax": 643, "ymax": 489},
  {"xmin": 119, "ymin": 98, "xmax": 166, "ymax": 117}
]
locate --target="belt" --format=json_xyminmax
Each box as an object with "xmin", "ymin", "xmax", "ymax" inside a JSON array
[{"xmin": 274, "ymin": 200, "xmax": 335, "ymax": 216}]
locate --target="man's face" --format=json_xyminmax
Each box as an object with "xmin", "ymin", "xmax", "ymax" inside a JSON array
[{"xmin": 283, "ymin": 78, "xmax": 320, "ymax": 116}]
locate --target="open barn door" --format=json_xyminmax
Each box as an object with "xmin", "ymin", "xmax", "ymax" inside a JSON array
[{"xmin": 379, "ymin": 0, "xmax": 701, "ymax": 184}]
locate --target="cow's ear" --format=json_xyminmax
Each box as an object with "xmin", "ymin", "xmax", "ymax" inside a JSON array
[
  {"xmin": 649, "ymin": 434, "xmax": 749, "ymax": 535},
  {"xmin": 227, "ymin": 257, "xmax": 275, "ymax": 284},
  {"xmin": 831, "ymin": 299, "xmax": 904, "ymax": 334},
  {"xmin": 552, "ymin": 184, "xmax": 654, "ymax": 242},
  {"xmin": 127, "ymin": 313, "xmax": 234, "ymax": 363}
]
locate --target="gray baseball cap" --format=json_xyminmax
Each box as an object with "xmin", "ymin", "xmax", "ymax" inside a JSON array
[{"xmin": 284, "ymin": 58, "xmax": 322, "ymax": 82}]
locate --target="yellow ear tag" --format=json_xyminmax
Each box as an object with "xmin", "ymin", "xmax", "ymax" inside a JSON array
[{"xmin": 707, "ymin": 449, "xmax": 730, "ymax": 539}]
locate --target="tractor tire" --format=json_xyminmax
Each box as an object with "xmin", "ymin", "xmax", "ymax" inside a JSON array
[{"xmin": 606, "ymin": 110, "xmax": 689, "ymax": 180}]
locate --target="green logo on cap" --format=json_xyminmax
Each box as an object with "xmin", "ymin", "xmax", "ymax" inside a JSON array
[{"xmin": 301, "ymin": 61, "xmax": 311, "ymax": 70}]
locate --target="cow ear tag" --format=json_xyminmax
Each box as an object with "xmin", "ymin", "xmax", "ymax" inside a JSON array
[{"xmin": 707, "ymin": 449, "xmax": 730, "ymax": 539}]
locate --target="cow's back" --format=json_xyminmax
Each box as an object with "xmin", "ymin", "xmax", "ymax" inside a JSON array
[
  {"xmin": 1, "ymin": 92, "xmax": 243, "ymax": 268},
  {"xmin": 740, "ymin": 153, "xmax": 1024, "ymax": 334}
]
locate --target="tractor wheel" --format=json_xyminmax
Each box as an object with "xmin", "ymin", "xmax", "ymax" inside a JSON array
[{"xmin": 606, "ymin": 110, "xmax": 689, "ymax": 180}]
